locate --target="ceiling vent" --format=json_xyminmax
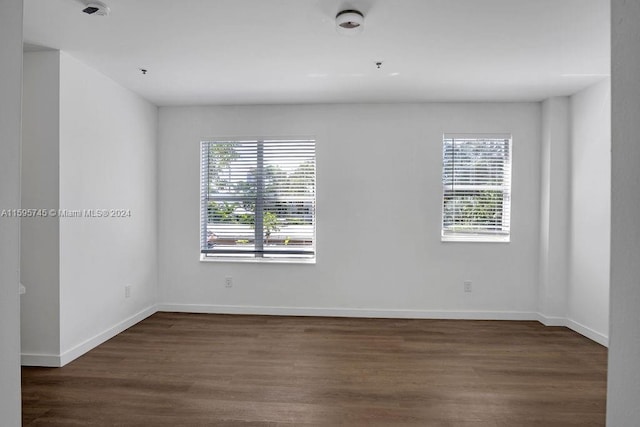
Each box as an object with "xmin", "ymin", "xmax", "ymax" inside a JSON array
[{"xmin": 336, "ymin": 10, "xmax": 364, "ymax": 35}]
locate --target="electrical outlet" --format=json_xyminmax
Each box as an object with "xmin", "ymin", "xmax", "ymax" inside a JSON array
[
  {"xmin": 225, "ymin": 277, "xmax": 233, "ymax": 288},
  {"xmin": 125, "ymin": 285, "xmax": 132, "ymax": 298},
  {"xmin": 464, "ymin": 281, "xmax": 472, "ymax": 293}
]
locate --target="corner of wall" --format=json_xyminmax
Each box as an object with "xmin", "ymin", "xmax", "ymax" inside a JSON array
[{"xmin": 538, "ymin": 97, "xmax": 571, "ymax": 321}]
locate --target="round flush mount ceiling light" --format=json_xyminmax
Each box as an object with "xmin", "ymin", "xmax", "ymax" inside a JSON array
[{"xmin": 336, "ymin": 10, "xmax": 364, "ymax": 35}]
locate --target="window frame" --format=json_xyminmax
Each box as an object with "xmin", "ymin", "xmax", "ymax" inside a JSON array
[
  {"xmin": 199, "ymin": 137, "xmax": 317, "ymax": 262},
  {"xmin": 440, "ymin": 133, "xmax": 512, "ymax": 243}
]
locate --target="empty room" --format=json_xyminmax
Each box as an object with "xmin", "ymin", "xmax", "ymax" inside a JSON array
[{"xmin": 3, "ymin": 0, "xmax": 640, "ymax": 425}]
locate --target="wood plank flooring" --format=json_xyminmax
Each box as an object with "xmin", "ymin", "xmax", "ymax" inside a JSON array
[{"xmin": 22, "ymin": 313, "xmax": 607, "ymax": 426}]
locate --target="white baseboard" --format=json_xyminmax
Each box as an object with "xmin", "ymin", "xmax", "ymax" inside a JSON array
[
  {"xmin": 536, "ymin": 313, "xmax": 567, "ymax": 327},
  {"xmin": 21, "ymin": 305, "xmax": 157, "ymax": 368},
  {"xmin": 59, "ymin": 305, "xmax": 157, "ymax": 367},
  {"xmin": 21, "ymin": 353, "xmax": 62, "ymax": 367},
  {"xmin": 159, "ymin": 304, "xmax": 609, "ymax": 347},
  {"xmin": 22, "ymin": 305, "xmax": 608, "ymax": 368},
  {"xmin": 156, "ymin": 303, "xmax": 539, "ymax": 321},
  {"xmin": 536, "ymin": 313, "xmax": 609, "ymax": 347},
  {"xmin": 565, "ymin": 318, "xmax": 609, "ymax": 347}
]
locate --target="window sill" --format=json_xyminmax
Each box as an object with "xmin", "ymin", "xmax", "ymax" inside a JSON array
[
  {"xmin": 200, "ymin": 255, "xmax": 316, "ymax": 265},
  {"xmin": 441, "ymin": 235, "xmax": 510, "ymax": 243}
]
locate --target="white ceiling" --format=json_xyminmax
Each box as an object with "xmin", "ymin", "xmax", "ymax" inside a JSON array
[{"xmin": 23, "ymin": 0, "xmax": 610, "ymax": 106}]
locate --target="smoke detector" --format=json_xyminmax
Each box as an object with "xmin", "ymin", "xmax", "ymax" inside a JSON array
[
  {"xmin": 82, "ymin": 1, "xmax": 110, "ymax": 16},
  {"xmin": 336, "ymin": 10, "xmax": 364, "ymax": 35}
]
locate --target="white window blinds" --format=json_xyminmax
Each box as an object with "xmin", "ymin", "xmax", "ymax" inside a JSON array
[
  {"xmin": 200, "ymin": 138, "xmax": 316, "ymax": 258},
  {"xmin": 442, "ymin": 134, "xmax": 512, "ymax": 242}
]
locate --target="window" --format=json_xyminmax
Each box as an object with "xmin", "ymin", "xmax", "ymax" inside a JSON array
[
  {"xmin": 200, "ymin": 138, "xmax": 316, "ymax": 260},
  {"xmin": 441, "ymin": 133, "xmax": 512, "ymax": 242}
]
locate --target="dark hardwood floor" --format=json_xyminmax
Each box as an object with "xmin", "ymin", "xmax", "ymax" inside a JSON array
[{"xmin": 22, "ymin": 313, "xmax": 607, "ymax": 426}]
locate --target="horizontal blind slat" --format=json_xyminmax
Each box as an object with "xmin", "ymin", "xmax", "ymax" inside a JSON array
[
  {"xmin": 201, "ymin": 139, "xmax": 316, "ymax": 257},
  {"xmin": 442, "ymin": 135, "xmax": 512, "ymax": 240}
]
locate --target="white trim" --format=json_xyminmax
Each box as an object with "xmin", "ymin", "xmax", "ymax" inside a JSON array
[
  {"xmin": 444, "ymin": 132, "xmax": 512, "ymax": 140},
  {"xmin": 157, "ymin": 304, "xmax": 538, "ymax": 321},
  {"xmin": 21, "ymin": 306, "xmax": 608, "ymax": 368},
  {"xmin": 441, "ymin": 235, "xmax": 510, "ymax": 243},
  {"xmin": 565, "ymin": 318, "xmax": 609, "ymax": 347},
  {"xmin": 200, "ymin": 255, "xmax": 316, "ymax": 264},
  {"xmin": 536, "ymin": 313, "xmax": 609, "ymax": 347},
  {"xmin": 535, "ymin": 313, "xmax": 567, "ymax": 327},
  {"xmin": 158, "ymin": 305, "xmax": 609, "ymax": 346},
  {"xmin": 59, "ymin": 305, "xmax": 157, "ymax": 366},
  {"xmin": 21, "ymin": 353, "xmax": 61, "ymax": 367},
  {"xmin": 22, "ymin": 305, "xmax": 157, "ymax": 367}
]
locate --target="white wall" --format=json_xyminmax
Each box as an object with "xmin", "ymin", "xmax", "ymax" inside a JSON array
[
  {"xmin": 608, "ymin": 0, "xmax": 640, "ymax": 423},
  {"xmin": 538, "ymin": 97, "xmax": 570, "ymax": 322},
  {"xmin": 0, "ymin": 0, "xmax": 23, "ymax": 424},
  {"xmin": 58, "ymin": 53, "xmax": 158, "ymax": 360},
  {"xmin": 20, "ymin": 51, "xmax": 159, "ymax": 366},
  {"xmin": 158, "ymin": 103, "xmax": 541, "ymax": 317},
  {"xmin": 568, "ymin": 79, "xmax": 611, "ymax": 343},
  {"xmin": 21, "ymin": 51, "xmax": 61, "ymax": 360}
]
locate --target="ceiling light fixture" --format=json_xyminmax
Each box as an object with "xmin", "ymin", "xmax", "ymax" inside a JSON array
[
  {"xmin": 336, "ymin": 10, "xmax": 364, "ymax": 35},
  {"xmin": 82, "ymin": 1, "xmax": 110, "ymax": 16}
]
